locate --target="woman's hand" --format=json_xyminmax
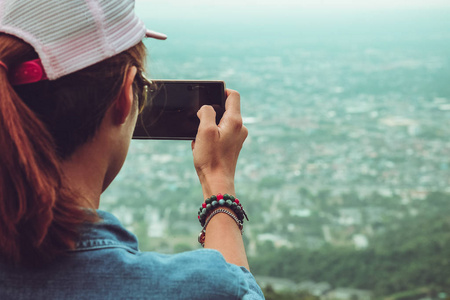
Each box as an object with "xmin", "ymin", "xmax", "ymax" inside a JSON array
[
  {"xmin": 192, "ymin": 89, "xmax": 248, "ymax": 198},
  {"xmin": 192, "ymin": 89, "xmax": 250, "ymax": 269}
]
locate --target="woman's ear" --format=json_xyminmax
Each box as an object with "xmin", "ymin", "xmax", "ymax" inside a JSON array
[{"xmin": 114, "ymin": 66, "xmax": 137, "ymax": 125}]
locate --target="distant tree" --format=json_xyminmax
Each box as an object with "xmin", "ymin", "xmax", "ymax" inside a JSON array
[
  {"xmin": 341, "ymin": 190, "xmax": 361, "ymax": 207},
  {"xmin": 258, "ymin": 176, "xmax": 285, "ymax": 189},
  {"xmin": 250, "ymin": 205, "xmax": 450, "ymax": 296},
  {"xmin": 262, "ymin": 286, "xmax": 319, "ymax": 300},
  {"xmin": 426, "ymin": 192, "xmax": 450, "ymax": 210},
  {"xmin": 299, "ymin": 187, "xmax": 313, "ymax": 199},
  {"xmin": 173, "ymin": 243, "xmax": 193, "ymax": 253}
]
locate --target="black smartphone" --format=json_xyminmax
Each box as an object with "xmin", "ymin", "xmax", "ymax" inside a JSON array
[{"xmin": 132, "ymin": 80, "xmax": 226, "ymax": 140}]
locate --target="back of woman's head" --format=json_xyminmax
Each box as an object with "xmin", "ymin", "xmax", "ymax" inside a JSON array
[{"xmin": 0, "ymin": 33, "xmax": 146, "ymax": 267}]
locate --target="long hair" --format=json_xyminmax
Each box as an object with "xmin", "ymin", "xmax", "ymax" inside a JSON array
[{"xmin": 0, "ymin": 34, "xmax": 147, "ymax": 267}]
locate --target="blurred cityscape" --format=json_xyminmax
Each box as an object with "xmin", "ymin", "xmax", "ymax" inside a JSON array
[{"xmin": 101, "ymin": 12, "xmax": 450, "ymax": 298}]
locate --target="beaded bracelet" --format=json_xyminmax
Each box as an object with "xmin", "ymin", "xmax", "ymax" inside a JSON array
[
  {"xmin": 198, "ymin": 208, "xmax": 243, "ymax": 247},
  {"xmin": 197, "ymin": 193, "xmax": 248, "ymax": 227}
]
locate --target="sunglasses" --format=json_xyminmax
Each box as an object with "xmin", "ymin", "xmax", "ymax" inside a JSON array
[{"xmin": 134, "ymin": 70, "xmax": 151, "ymax": 114}]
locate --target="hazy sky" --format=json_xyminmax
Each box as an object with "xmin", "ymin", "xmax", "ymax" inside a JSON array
[
  {"xmin": 137, "ymin": 0, "xmax": 450, "ymax": 10},
  {"xmin": 136, "ymin": 0, "xmax": 450, "ymax": 25}
]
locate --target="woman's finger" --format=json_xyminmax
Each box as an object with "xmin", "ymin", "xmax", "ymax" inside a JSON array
[
  {"xmin": 197, "ymin": 105, "xmax": 217, "ymax": 127},
  {"xmin": 224, "ymin": 89, "xmax": 241, "ymax": 115},
  {"xmin": 196, "ymin": 105, "xmax": 219, "ymax": 140}
]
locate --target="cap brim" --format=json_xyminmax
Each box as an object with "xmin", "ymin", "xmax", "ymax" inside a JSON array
[{"xmin": 146, "ymin": 29, "xmax": 167, "ymax": 40}]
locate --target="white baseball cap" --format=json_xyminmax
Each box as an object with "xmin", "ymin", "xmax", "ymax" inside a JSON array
[{"xmin": 0, "ymin": 0, "xmax": 166, "ymax": 80}]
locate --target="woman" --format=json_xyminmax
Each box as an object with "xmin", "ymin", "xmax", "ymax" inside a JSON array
[{"xmin": 0, "ymin": 0, "xmax": 263, "ymax": 299}]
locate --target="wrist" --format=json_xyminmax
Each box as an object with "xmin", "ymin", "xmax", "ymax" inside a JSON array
[{"xmin": 199, "ymin": 175, "xmax": 235, "ymax": 199}]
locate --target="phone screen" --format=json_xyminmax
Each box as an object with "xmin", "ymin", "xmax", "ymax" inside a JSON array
[{"xmin": 133, "ymin": 80, "xmax": 226, "ymax": 140}]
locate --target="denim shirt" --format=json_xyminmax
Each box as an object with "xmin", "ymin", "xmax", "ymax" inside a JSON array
[{"xmin": 0, "ymin": 210, "xmax": 264, "ymax": 300}]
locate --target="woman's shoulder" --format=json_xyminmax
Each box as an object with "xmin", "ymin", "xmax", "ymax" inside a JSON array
[
  {"xmin": 132, "ymin": 248, "xmax": 246, "ymax": 284},
  {"xmin": 1, "ymin": 248, "xmax": 263, "ymax": 300},
  {"xmin": 135, "ymin": 249, "xmax": 264, "ymax": 299},
  {"xmin": 96, "ymin": 248, "xmax": 262, "ymax": 299},
  {"xmin": 141, "ymin": 248, "xmax": 229, "ymax": 267}
]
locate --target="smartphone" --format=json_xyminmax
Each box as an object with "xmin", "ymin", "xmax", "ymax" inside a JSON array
[{"xmin": 133, "ymin": 80, "xmax": 226, "ymax": 140}]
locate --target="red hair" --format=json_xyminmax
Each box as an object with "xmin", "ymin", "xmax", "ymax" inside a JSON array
[{"xmin": 0, "ymin": 34, "xmax": 146, "ymax": 266}]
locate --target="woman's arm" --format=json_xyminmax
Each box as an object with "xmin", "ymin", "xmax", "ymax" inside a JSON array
[{"xmin": 192, "ymin": 89, "xmax": 250, "ymax": 270}]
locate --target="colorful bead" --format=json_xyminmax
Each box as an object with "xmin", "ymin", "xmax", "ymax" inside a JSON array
[{"xmin": 198, "ymin": 193, "xmax": 248, "ymax": 227}]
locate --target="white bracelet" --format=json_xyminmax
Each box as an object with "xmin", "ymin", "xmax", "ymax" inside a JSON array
[{"xmin": 198, "ymin": 208, "xmax": 243, "ymax": 247}]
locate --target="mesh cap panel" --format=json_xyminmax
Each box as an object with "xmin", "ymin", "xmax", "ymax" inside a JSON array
[{"xmin": 0, "ymin": 0, "xmax": 147, "ymax": 79}]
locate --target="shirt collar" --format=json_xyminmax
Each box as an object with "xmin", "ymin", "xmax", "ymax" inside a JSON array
[{"xmin": 74, "ymin": 210, "xmax": 139, "ymax": 252}]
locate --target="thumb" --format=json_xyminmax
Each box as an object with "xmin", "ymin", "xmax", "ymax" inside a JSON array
[
  {"xmin": 196, "ymin": 105, "xmax": 219, "ymax": 139},
  {"xmin": 197, "ymin": 105, "xmax": 217, "ymax": 128}
]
